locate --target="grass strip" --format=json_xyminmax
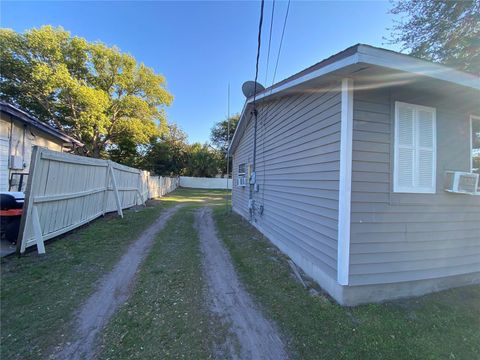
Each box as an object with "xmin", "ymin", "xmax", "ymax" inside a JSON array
[
  {"xmin": 213, "ymin": 208, "xmax": 480, "ymax": 360},
  {"xmin": 99, "ymin": 206, "xmax": 222, "ymax": 360},
  {"xmin": 1, "ymin": 200, "xmax": 173, "ymax": 360}
]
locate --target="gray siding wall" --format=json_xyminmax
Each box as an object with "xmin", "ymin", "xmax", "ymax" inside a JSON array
[
  {"xmin": 232, "ymin": 84, "xmax": 342, "ymax": 284},
  {"xmin": 350, "ymin": 86, "xmax": 480, "ymax": 286}
]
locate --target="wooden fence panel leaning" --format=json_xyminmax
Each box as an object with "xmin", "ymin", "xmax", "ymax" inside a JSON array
[{"xmin": 17, "ymin": 146, "xmax": 179, "ymax": 254}]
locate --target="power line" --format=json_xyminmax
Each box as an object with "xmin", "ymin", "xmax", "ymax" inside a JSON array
[
  {"xmin": 272, "ymin": 0, "xmax": 291, "ymax": 84},
  {"xmin": 252, "ymin": 0, "xmax": 265, "ymax": 108},
  {"xmin": 251, "ymin": 0, "xmax": 265, "ymax": 221},
  {"xmin": 261, "ymin": 0, "xmax": 291, "ymax": 207},
  {"xmin": 260, "ymin": 0, "xmax": 275, "ymax": 207},
  {"xmin": 264, "ymin": 0, "xmax": 276, "ymax": 85}
]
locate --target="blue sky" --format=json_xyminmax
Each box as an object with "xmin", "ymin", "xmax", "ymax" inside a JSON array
[{"xmin": 1, "ymin": 1, "xmax": 399, "ymax": 143}]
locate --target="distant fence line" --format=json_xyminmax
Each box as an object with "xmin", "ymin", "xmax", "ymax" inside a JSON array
[
  {"xmin": 18, "ymin": 147, "xmax": 179, "ymax": 254},
  {"xmin": 179, "ymin": 176, "xmax": 232, "ymax": 189}
]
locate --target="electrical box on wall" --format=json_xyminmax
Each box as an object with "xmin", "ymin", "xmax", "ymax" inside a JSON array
[{"xmin": 9, "ymin": 155, "xmax": 24, "ymax": 169}]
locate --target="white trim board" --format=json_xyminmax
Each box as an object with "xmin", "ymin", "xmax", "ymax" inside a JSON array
[
  {"xmin": 228, "ymin": 44, "xmax": 479, "ymax": 156},
  {"xmin": 337, "ymin": 78, "xmax": 354, "ymax": 286}
]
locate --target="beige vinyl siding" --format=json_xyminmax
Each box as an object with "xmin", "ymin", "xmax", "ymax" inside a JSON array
[
  {"xmin": 1, "ymin": 113, "xmax": 64, "ymax": 191},
  {"xmin": 232, "ymin": 85, "xmax": 342, "ymax": 281},
  {"xmin": 349, "ymin": 86, "xmax": 480, "ymax": 286}
]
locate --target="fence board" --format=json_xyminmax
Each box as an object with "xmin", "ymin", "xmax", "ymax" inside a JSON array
[{"xmin": 17, "ymin": 147, "xmax": 179, "ymax": 254}]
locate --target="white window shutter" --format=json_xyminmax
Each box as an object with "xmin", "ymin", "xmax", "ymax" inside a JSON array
[
  {"xmin": 394, "ymin": 102, "xmax": 436, "ymax": 193},
  {"xmin": 396, "ymin": 103, "xmax": 415, "ymax": 190},
  {"xmin": 416, "ymin": 109, "xmax": 435, "ymax": 190}
]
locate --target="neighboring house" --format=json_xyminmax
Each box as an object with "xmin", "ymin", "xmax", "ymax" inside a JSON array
[
  {"xmin": 229, "ymin": 44, "xmax": 480, "ymax": 305},
  {"xmin": 0, "ymin": 102, "xmax": 83, "ymax": 191}
]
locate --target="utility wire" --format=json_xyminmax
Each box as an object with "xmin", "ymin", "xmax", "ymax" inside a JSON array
[
  {"xmin": 272, "ymin": 0, "xmax": 291, "ymax": 84},
  {"xmin": 252, "ymin": 0, "xmax": 265, "ymax": 110},
  {"xmin": 251, "ymin": 0, "xmax": 265, "ymax": 222},
  {"xmin": 264, "ymin": 0, "xmax": 276, "ymax": 85},
  {"xmin": 261, "ymin": 0, "xmax": 275, "ymax": 206},
  {"xmin": 261, "ymin": 0, "xmax": 291, "ymax": 206}
]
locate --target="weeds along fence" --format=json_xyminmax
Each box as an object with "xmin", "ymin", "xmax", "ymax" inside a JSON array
[{"xmin": 17, "ymin": 146, "xmax": 179, "ymax": 254}]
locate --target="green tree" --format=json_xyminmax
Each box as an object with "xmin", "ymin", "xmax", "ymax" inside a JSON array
[
  {"xmin": 142, "ymin": 124, "xmax": 189, "ymax": 176},
  {"xmin": 388, "ymin": 0, "xmax": 480, "ymax": 74},
  {"xmin": 184, "ymin": 143, "xmax": 223, "ymax": 178},
  {"xmin": 210, "ymin": 114, "xmax": 240, "ymax": 154},
  {"xmin": 0, "ymin": 26, "xmax": 172, "ymax": 157}
]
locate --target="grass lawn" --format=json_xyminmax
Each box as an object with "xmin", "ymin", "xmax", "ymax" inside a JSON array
[
  {"xmin": 5, "ymin": 187, "xmax": 475, "ymax": 360},
  {"xmin": 0, "ymin": 198, "xmax": 175, "ymax": 360},
  {"xmin": 0, "ymin": 188, "xmax": 229, "ymax": 360},
  {"xmin": 213, "ymin": 208, "xmax": 480, "ymax": 360},
  {"xmin": 98, "ymin": 205, "xmax": 226, "ymax": 360}
]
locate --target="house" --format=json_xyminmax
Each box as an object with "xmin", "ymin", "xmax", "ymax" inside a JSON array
[
  {"xmin": 229, "ymin": 44, "xmax": 480, "ymax": 305},
  {"xmin": 0, "ymin": 102, "xmax": 83, "ymax": 191}
]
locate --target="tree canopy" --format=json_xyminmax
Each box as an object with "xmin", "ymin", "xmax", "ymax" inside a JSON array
[
  {"xmin": 184, "ymin": 143, "xmax": 224, "ymax": 178},
  {"xmin": 141, "ymin": 124, "xmax": 225, "ymax": 177},
  {"xmin": 0, "ymin": 26, "xmax": 173, "ymax": 157},
  {"xmin": 210, "ymin": 114, "xmax": 240, "ymax": 154},
  {"xmin": 141, "ymin": 124, "xmax": 189, "ymax": 176},
  {"xmin": 389, "ymin": 0, "xmax": 480, "ymax": 74}
]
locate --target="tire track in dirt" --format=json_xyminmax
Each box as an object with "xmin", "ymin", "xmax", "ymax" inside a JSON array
[
  {"xmin": 195, "ymin": 207, "xmax": 288, "ymax": 360},
  {"xmin": 54, "ymin": 205, "xmax": 182, "ymax": 360}
]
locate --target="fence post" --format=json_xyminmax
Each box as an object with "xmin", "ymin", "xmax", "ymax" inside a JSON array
[
  {"xmin": 17, "ymin": 146, "xmax": 42, "ymax": 254},
  {"xmin": 102, "ymin": 161, "xmax": 111, "ymax": 216},
  {"xmin": 109, "ymin": 163, "xmax": 124, "ymax": 218},
  {"xmin": 31, "ymin": 206, "xmax": 46, "ymax": 254}
]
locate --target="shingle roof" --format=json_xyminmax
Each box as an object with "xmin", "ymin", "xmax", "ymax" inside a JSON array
[{"xmin": 0, "ymin": 102, "xmax": 83, "ymax": 147}]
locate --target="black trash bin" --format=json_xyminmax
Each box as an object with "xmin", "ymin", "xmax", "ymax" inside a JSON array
[{"xmin": 0, "ymin": 192, "xmax": 25, "ymax": 244}]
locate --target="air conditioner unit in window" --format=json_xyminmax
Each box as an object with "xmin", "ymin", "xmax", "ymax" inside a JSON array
[
  {"xmin": 237, "ymin": 176, "xmax": 247, "ymax": 187},
  {"xmin": 444, "ymin": 171, "xmax": 479, "ymax": 195}
]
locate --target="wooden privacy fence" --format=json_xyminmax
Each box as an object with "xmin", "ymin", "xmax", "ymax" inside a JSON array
[
  {"xmin": 17, "ymin": 147, "xmax": 179, "ymax": 254},
  {"xmin": 148, "ymin": 175, "xmax": 180, "ymax": 198}
]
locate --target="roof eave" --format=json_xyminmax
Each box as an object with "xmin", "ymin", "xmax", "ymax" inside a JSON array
[
  {"xmin": 228, "ymin": 45, "xmax": 480, "ymax": 155},
  {"xmin": 0, "ymin": 102, "xmax": 84, "ymax": 147}
]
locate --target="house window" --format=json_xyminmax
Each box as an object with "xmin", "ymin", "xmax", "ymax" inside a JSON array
[
  {"xmin": 237, "ymin": 163, "xmax": 246, "ymax": 187},
  {"xmin": 394, "ymin": 101, "xmax": 436, "ymax": 193},
  {"xmin": 238, "ymin": 163, "xmax": 246, "ymax": 176},
  {"xmin": 471, "ymin": 115, "xmax": 480, "ymax": 191}
]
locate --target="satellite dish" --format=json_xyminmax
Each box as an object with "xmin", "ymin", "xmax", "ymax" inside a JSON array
[{"xmin": 242, "ymin": 81, "xmax": 265, "ymax": 98}]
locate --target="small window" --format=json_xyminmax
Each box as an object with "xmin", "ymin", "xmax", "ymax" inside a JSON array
[
  {"xmin": 471, "ymin": 115, "xmax": 480, "ymax": 191},
  {"xmin": 394, "ymin": 102, "xmax": 436, "ymax": 193},
  {"xmin": 237, "ymin": 163, "xmax": 246, "ymax": 187},
  {"xmin": 238, "ymin": 163, "xmax": 246, "ymax": 175}
]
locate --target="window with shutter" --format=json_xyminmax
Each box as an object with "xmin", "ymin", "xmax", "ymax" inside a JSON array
[
  {"xmin": 394, "ymin": 102, "xmax": 436, "ymax": 193},
  {"xmin": 471, "ymin": 115, "xmax": 480, "ymax": 192}
]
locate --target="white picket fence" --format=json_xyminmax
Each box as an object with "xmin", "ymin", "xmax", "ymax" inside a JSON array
[
  {"xmin": 179, "ymin": 176, "xmax": 232, "ymax": 189},
  {"xmin": 18, "ymin": 147, "xmax": 179, "ymax": 254}
]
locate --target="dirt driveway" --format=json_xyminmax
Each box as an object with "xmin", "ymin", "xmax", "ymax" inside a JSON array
[
  {"xmin": 196, "ymin": 207, "xmax": 288, "ymax": 360},
  {"xmin": 54, "ymin": 205, "xmax": 182, "ymax": 360}
]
